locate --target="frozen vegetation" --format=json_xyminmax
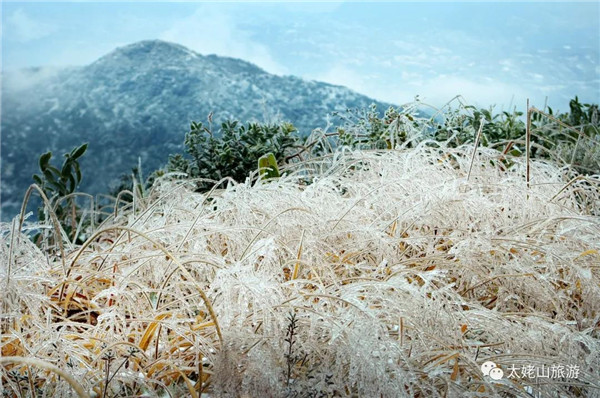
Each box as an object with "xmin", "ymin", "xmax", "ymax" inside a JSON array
[{"xmin": 1, "ymin": 100, "xmax": 599, "ymax": 397}]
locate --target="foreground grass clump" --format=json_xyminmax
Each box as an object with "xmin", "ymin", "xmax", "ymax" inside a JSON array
[{"xmin": 2, "ymin": 142, "xmax": 600, "ymax": 397}]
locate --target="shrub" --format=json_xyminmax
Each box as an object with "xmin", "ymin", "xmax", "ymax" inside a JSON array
[
  {"xmin": 31, "ymin": 143, "xmax": 90, "ymax": 243},
  {"xmin": 164, "ymin": 119, "xmax": 300, "ymax": 191},
  {"xmin": 431, "ymin": 97, "xmax": 599, "ymax": 175},
  {"xmin": 332, "ymin": 103, "xmax": 426, "ymax": 150}
]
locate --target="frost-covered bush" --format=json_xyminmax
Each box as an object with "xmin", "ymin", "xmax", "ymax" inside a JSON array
[{"xmin": 164, "ymin": 119, "xmax": 299, "ymax": 192}]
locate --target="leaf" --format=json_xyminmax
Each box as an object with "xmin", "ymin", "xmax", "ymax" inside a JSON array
[
  {"xmin": 45, "ymin": 174, "xmax": 66, "ymax": 193},
  {"xmin": 139, "ymin": 313, "xmax": 170, "ymax": 351},
  {"xmin": 75, "ymin": 165, "xmax": 82, "ymax": 183},
  {"xmin": 191, "ymin": 321, "xmax": 215, "ymax": 331},
  {"xmin": 578, "ymin": 249, "xmax": 598, "ymax": 258},
  {"xmin": 61, "ymin": 159, "xmax": 72, "ymax": 178},
  {"xmin": 67, "ymin": 173, "xmax": 77, "ymax": 193},
  {"xmin": 258, "ymin": 152, "xmax": 280, "ymax": 179},
  {"xmin": 450, "ymin": 358, "xmax": 460, "ymax": 381},
  {"xmin": 70, "ymin": 143, "xmax": 88, "ymax": 159},
  {"xmin": 46, "ymin": 165, "xmax": 61, "ymax": 176},
  {"xmin": 43, "ymin": 169, "xmax": 57, "ymax": 184},
  {"xmin": 39, "ymin": 152, "xmax": 52, "ymax": 170}
]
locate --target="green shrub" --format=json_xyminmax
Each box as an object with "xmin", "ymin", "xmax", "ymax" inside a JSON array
[
  {"xmin": 164, "ymin": 119, "xmax": 300, "ymax": 191},
  {"xmin": 32, "ymin": 143, "xmax": 89, "ymax": 243},
  {"xmin": 529, "ymin": 97, "xmax": 599, "ymax": 174}
]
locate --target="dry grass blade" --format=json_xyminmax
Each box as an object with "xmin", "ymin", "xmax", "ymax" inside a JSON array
[
  {"xmin": 139, "ymin": 313, "xmax": 171, "ymax": 351},
  {"xmin": 467, "ymin": 116, "xmax": 485, "ymax": 181},
  {"xmin": 291, "ymin": 229, "xmax": 305, "ymax": 280},
  {"xmin": 0, "ymin": 357, "xmax": 91, "ymax": 398},
  {"xmin": 67, "ymin": 225, "xmax": 222, "ymax": 342},
  {"xmin": 526, "ymin": 98, "xmax": 532, "ymax": 190},
  {"xmin": 18, "ymin": 184, "xmax": 68, "ymax": 272}
]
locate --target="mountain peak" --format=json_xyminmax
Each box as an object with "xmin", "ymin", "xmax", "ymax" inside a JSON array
[
  {"xmin": 94, "ymin": 39, "xmax": 201, "ymax": 65},
  {"xmin": 89, "ymin": 39, "xmax": 269, "ymax": 76}
]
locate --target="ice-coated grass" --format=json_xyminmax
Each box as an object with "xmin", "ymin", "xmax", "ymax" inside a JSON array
[{"xmin": 2, "ymin": 142, "xmax": 599, "ymax": 397}]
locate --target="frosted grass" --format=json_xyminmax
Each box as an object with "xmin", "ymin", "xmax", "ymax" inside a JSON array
[{"xmin": 1, "ymin": 143, "xmax": 599, "ymax": 397}]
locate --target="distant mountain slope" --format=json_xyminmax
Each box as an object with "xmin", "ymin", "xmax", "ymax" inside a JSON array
[{"xmin": 1, "ymin": 40, "xmax": 394, "ymax": 220}]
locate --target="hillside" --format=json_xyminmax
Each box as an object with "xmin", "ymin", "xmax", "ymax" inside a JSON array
[{"xmin": 1, "ymin": 40, "xmax": 393, "ymax": 220}]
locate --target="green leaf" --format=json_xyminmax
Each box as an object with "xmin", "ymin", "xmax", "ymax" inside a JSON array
[
  {"xmin": 39, "ymin": 152, "xmax": 52, "ymax": 170},
  {"xmin": 61, "ymin": 160, "xmax": 72, "ymax": 178},
  {"xmin": 258, "ymin": 153, "xmax": 280, "ymax": 179},
  {"xmin": 32, "ymin": 174, "xmax": 43, "ymax": 185},
  {"xmin": 67, "ymin": 173, "xmax": 77, "ymax": 193},
  {"xmin": 43, "ymin": 169, "xmax": 57, "ymax": 183},
  {"xmin": 510, "ymin": 149, "xmax": 522, "ymax": 156},
  {"xmin": 71, "ymin": 143, "xmax": 88, "ymax": 159},
  {"xmin": 46, "ymin": 165, "xmax": 61, "ymax": 176},
  {"xmin": 46, "ymin": 175, "xmax": 66, "ymax": 193},
  {"xmin": 75, "ymin": 165, "xmax": 82, "ymax": 183}
]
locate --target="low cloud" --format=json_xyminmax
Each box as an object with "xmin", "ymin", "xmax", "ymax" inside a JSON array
[
  {"xmin": 159, "ymin": 5, "xmax": 287, "ymax": 76},
  {"xmin": 314, "ymin": 65, "xmax": 368, "ymax": 92},
  {"xmin": 315, "ymin": 66, "xmax": 532, "ymax": 109},
  {"xmin": 314, "ymin": 65, "xmax": 417, "ymax": 105},
  {"xmin": 5, "ymin": 8, "xmax": 56, "ymax": 42},
  {"xmin": 413, "ymin": 75, "xmax": 529, "ymax": 109},
  {"xmin": 2, "ymin": 67, "xmax": 63, "ymax": 92}
]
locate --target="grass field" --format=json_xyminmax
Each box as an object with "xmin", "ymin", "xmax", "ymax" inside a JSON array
[{"xmin": 2, "ymin": 137, "xmax": 599, "ymax": 397}]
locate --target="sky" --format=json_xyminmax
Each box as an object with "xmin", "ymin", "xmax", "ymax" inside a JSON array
[{"xmin": 1, "ymin": 1, "xmax": 599, "ymax": 112}]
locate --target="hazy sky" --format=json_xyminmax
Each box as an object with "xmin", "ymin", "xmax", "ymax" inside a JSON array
[{"xmin": 2, "ymin": 1, "xmax": 599, "ymax": 112}]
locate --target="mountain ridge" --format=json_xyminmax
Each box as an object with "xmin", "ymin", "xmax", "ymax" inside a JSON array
[{"xmin": 1, "ymin": 39, "xmax": 395, "ymax": 220}]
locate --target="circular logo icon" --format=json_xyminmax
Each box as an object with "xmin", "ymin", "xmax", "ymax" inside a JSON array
[
  {"xmin": 489, "ymin": 367, "xmax": 504, "ymax": 380},
  {"xmin": 480, "ymin": 361, "xmax": 496, "ymax": 376}
]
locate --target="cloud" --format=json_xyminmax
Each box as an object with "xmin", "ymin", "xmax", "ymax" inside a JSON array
[
  {"xmin": 314, "ymin": 65, "xmax": 417, "ymax": 105},
  {"xmin": 159, "ymin": 5, "xmax": 287, "ymax": 75},
  {"xmin": 414, "ymin": 75, "xmax": 532, "ymax": 109},
  {"xmin": 277, "ymin": 2, "xmax": 344, "ymax": 14},
  {"xmin": 314, "ymin": 65, "xmax": 368, "ymax": 92},
  {"xmin": 3, "ymin": 67, "xmax": 63, "ymax": 91},
  {"xmin": 5, "ymin": 8, "xmax": 56, "ymax": 42},
  {"xmin": 316, "ymin": 66, "xmax": 533, "ymax": 109}
]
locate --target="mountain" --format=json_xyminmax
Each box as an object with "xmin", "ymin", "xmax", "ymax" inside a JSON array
[{"xmin": 1, "ymin": 40, "xmax": 394, "ymax": 220}]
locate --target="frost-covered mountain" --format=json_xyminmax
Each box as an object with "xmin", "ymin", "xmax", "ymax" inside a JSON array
[{"xmin": 1, "ymin": 40, "xmax": 393, "ymax": 220}]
